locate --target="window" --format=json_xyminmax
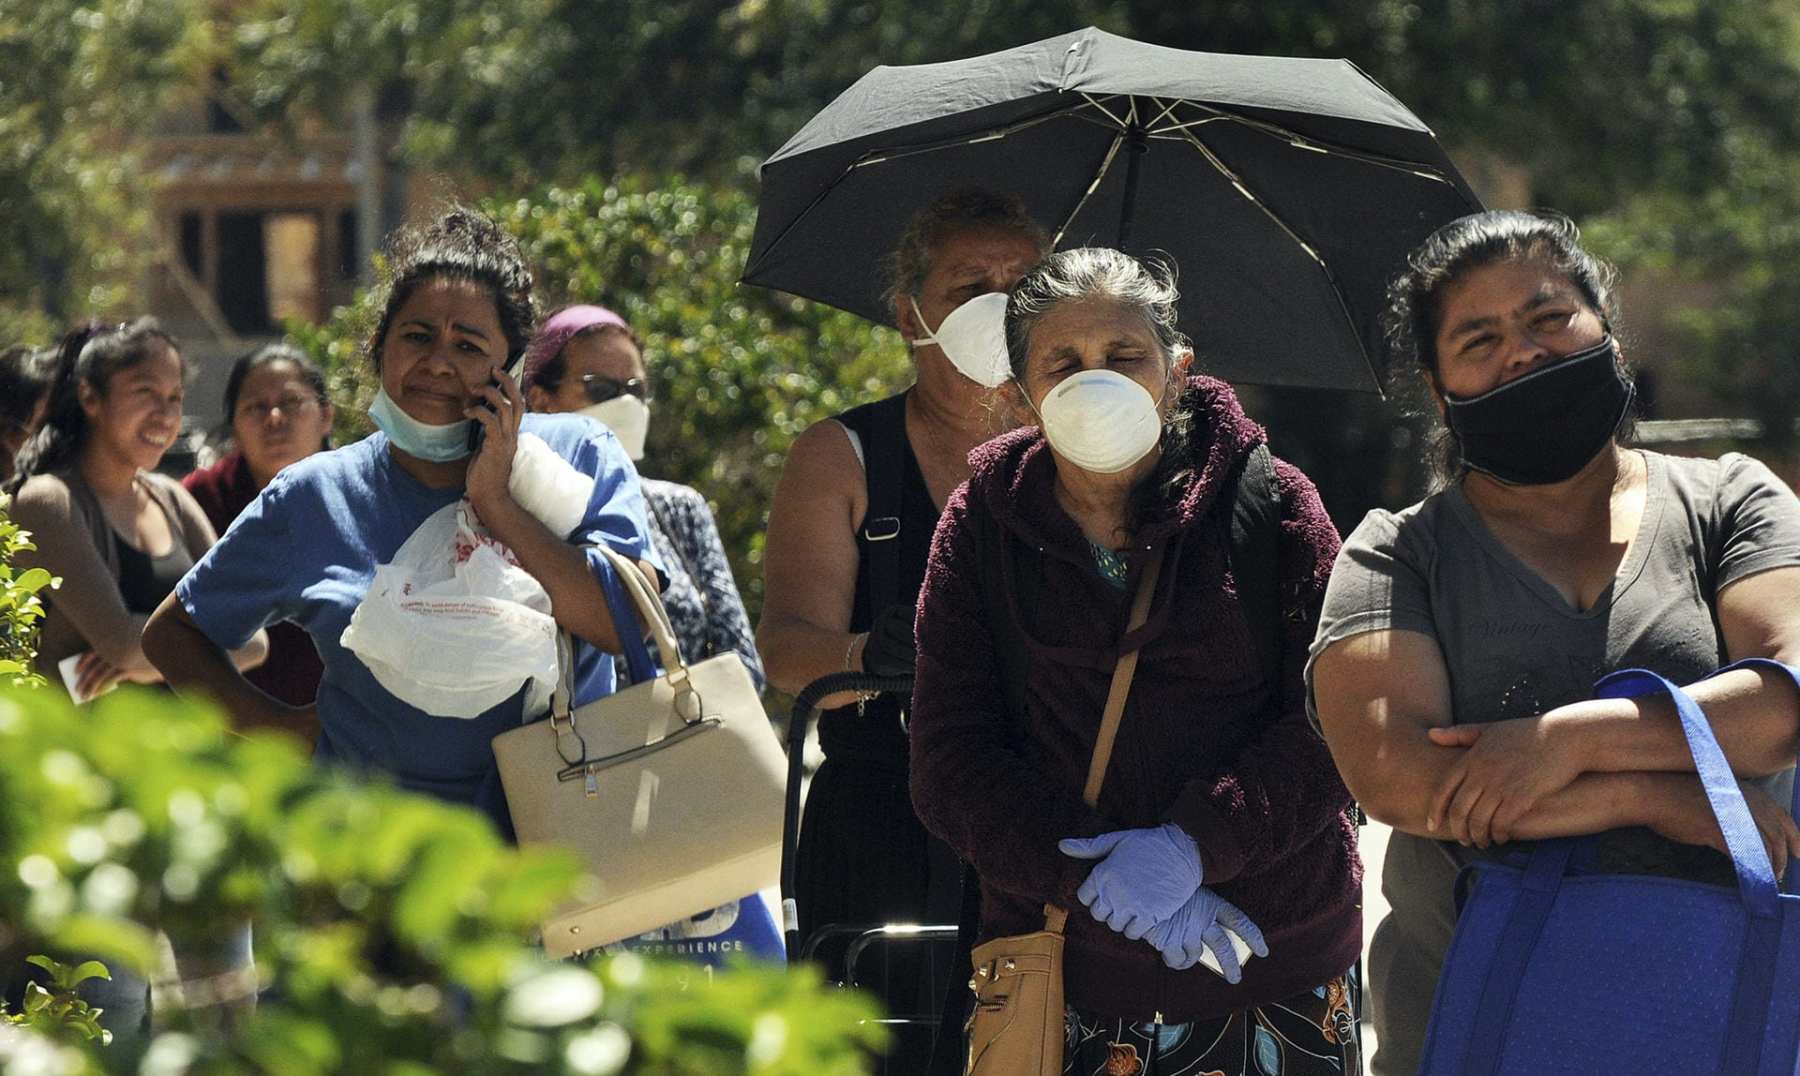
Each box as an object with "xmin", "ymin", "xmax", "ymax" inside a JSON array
[{"xmin": 178, "ymin": 212, "xmax": 203, "ymax": 278}]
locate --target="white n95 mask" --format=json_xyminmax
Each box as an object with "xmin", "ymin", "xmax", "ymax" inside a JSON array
[
  {"xmin": 578, "ymin": 394, "xmax": 650, "ymax": 461},
  {"xmin": 910, "ymin": 292, "xmax": 1013, "ymax": 388},
  {"xmin": 1034, "ymin": 369, "xmax": 1165, "ymax": 474}
]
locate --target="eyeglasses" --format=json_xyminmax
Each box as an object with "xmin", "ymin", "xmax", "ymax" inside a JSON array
[
  {"xmin": 236, "ymin": 393, "xmax": 321, "ymax": 421},
  {"xmin": 576, "ymin": 375, "xmax": 651, "ymax": 405}
]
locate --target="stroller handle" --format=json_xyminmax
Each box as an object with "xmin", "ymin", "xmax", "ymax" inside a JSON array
[{"xmin": 781, "ymin": 670, "xmax": 916, "ymax": 960}]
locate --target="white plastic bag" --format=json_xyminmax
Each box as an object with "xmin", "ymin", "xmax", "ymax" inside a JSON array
[{"xmin": 339, "ymin": 434, "xmax": 598, "ymax": 718}]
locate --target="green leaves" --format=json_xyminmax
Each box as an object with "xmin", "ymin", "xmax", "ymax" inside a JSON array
[
  {"xmin": 24, "ymin": 955, "xmax": 112, "ymax": 992},
  {"xmin": 0, "ymin": 496, "xmax": 56, "ymax": 688},
  {"xmin": 3, "ymin": 955, "xmax": 115, "ymax": 1050},
  {"xmin": 0, "ymin": 678, "xmax": 888, "ymax": 1071}
]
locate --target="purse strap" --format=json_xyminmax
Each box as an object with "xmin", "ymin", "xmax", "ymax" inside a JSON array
[
  {"xmin": 1044, "ymin": 544, "xmax": 1167, "ymax": 936},
  {"xmin": 1595, "ymin": 663, "xmax": 1788, "ymax": 918},
  {"xmin": 1461, "ymin": 659, "xmax": 1800, "ymax": 1076},
  {"xmin": 548, "ymin": 546, "xmax": 701, "ymax": 746}
]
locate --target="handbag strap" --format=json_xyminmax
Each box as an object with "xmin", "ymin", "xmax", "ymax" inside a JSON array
[
  {"xmin": 1464, "ymin": 660, "xmax": 1800, "ymax": 1076},
  {"xmin": 1044, "ymin": 545, "xmax": 1167, "ymax": 936},
  {"xmin": 550, "ymin": 545, "xmax": 696, "ymax": 725},
  {"xmin": 1595, "ymin": 664, "xmax": 1784, "ymax": 918}
]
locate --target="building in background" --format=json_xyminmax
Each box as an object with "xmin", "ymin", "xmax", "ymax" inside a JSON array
[{"xmin": 142, "ymin": 79, "xmax": 405, "ymax": 461}]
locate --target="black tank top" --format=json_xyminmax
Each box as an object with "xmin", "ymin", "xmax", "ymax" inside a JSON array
[
  {"xmin": 114, "ymin": 530, "xmax": 194, "ymax": 614},
  {"xmin": 820, "ymin": 391, "xmax": 939, "ymax": 769}
]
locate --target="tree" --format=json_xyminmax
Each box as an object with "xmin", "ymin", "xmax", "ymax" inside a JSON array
[
  {"xmin": 0, "ymin": 0, "xmax": 210, "ymax": 343},
  {"xmin": 227, "ymin": 0, "xmax": 1126, "ymax": 183}
]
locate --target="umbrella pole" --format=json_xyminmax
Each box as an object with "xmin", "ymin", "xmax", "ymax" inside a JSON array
[{"xmin": 1117, "ymin": 115, "xmax": 1149, "ymax": 250}]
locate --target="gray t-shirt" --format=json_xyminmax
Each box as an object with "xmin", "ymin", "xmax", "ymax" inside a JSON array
[{"xmin": 1306, "ymin": 450, "xmax": 1800, "ymax": 1075}]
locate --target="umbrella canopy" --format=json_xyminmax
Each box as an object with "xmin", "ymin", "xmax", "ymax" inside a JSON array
[{"xmin": 742, "ymin": 27, "xmax": 1484, "ymax": 393}]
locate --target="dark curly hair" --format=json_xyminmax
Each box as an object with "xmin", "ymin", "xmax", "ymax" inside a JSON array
[
  {"xmin": 881, "ymin": 187, "xmax": 1050, "ymax": 312},
  {"xmin": 0, "ymin": 345, "xmax": 53, "ymax": 439},
  {"xmin": 1382, "ymin": 209, "xmax": 1629, "ymax": 486},
  {"xmin": 365, "ymin": 207, "xmax": 538, "ymax": 372},
  {"xmin": 9, "ymin": 317, "xmax": 183, "ymax": 490}
]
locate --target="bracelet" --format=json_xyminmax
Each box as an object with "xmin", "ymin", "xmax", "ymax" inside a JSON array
[{"xmin": 845, "ymin": 632, "xmax": 879, "ymax": 707}]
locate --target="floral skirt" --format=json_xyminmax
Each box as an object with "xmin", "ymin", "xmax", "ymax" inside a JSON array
[{"xmin": 1064, "ymin": 968, "xmax": 1360, "ymax": 1076}]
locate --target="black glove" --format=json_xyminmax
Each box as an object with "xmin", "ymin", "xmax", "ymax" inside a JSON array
[{"xmin": 859, "ymin": 602, "xmax": 918, "ymax": 679}]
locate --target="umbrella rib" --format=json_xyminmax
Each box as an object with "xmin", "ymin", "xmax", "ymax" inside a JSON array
[
  {"xmin": 1142, "ymin": 96, "xmax": 1184, "ymax": 132},
  {"xmin": 1152, "ymin": 98, "xmax": 1465, "ymax": 189},
  {"xmin": 1052, "ymin": 131, "xmax": 1127, "ymax": 249},
  {"xmin": 849, "ymin": 99, "xmax": 1102, "ymax": 170},
  {"xmin": 1170, "ymin": 124, "xmax": 1384, "ymax": 393},
  {"xmin": 749, "ymin": 97, "xmax": 1117, "ymax": 286},
  {"xmin": 1077, "ymin": 92, "xmax": 1132, "ymax": 131}
]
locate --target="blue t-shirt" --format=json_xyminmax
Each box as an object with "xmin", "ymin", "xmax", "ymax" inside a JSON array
[{"xmin": 177, "ymin": 413, "xmax": 661, "ymax": 834}]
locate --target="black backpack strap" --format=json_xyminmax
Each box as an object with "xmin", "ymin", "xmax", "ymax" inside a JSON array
[
  {"xmin": 1229, "ymin": 442, "xmax": 1282, "ymax": 683},
  {"xmin": 859, "ymin": 392, "xmax": 909, "ymax": 615}
]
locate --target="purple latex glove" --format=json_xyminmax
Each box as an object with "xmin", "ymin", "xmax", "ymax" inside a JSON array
[
  {"xmin": 1058, "ymin": 823, "xmax": 1204, "ymax": 940},
  {"xmin": 1144, "ymin": 886, "xmax": 1269, "ymax": 982}
]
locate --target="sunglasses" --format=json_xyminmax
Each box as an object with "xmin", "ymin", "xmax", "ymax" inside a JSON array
[{"xmin": 576, "ymin": 374, "xmax": 651, "ymax": 405}]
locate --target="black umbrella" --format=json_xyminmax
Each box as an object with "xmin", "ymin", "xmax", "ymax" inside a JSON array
[{"xmin": 742, "ymin": 27, "xmax": 1484, "ymax": 393}]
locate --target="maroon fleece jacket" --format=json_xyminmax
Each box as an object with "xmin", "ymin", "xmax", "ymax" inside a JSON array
[{"xmin": 909, "ymin": 376, "xmax": 1360, "ymax": 1022}]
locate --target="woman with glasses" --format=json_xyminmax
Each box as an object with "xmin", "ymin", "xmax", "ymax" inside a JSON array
[
  {"xmin": 522, "ymin": 304, "xmax": 765, "ymax": 692},
  {"xmin": 182, "ymin": 343, "xmax": 337, "ymax": 741}
]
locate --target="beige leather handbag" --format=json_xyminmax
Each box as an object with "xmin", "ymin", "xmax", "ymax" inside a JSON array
[
  {"xmin": 964, "ymin": 548, "xmax": 1164, "ymax": 1075},
  {"xmin": 491, "ymin": 545, "xmax": 786, "ymax": 958}
]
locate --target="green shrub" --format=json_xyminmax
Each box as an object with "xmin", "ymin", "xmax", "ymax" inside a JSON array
[
  {"xmin": 0, "ymin": 684, "xmax": 884, "ymax": 1073},
  {"xmin": 0, "ymin": 494, "xmax": 56, "ymax": 688}
]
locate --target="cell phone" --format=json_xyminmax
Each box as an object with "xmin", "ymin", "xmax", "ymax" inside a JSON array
[{"xmin": 468, "ymin": 373, "xmax": 503, "ymax": 452}]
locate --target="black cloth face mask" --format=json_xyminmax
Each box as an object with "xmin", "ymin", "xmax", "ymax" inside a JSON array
[{"xmin": 1443, "ymin": 336, "xmax": 1633, "ymax": 486}]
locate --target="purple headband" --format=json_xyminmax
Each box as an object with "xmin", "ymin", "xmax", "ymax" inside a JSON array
[{"xmin": 522, "ymin": 304, "xmax": 631, "ymax": 388}]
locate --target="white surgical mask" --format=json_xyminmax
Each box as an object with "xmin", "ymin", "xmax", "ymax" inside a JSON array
[
  {"xmin": 368, "ymin": 388, "xmax": 472, "ymax": 462},
  {"xmin": 909, "ymin": 292, "xmax": 1013, "ymax": 388},
  {"xmin": 578, "ymin": 394, "xmax": 650, "ymax": 461},
  {"xmin": 1032, "ymin": 369, "xmax": 1165, "ymax": 475}
]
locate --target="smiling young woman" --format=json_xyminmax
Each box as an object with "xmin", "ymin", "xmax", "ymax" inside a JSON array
[{"xmin": 8, "ymin": 318, "xmax": 268, "ymax": 698}]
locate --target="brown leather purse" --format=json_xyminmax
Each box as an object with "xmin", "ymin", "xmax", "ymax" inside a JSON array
[{"xmin": 964, "ymin": 548, "xmax": 1165, "ymax": 1075}]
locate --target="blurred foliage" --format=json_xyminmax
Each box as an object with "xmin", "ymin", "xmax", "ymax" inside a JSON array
[
  {"xmin": 0, "ymin": 682, "xmax": 885, "ymax": 1073},
  {"xmin": 289, "ymin": 178, "xmax": 913, "ymax": 617},
  {"xmin": 223, "ymin": 0, "xmax": 1129, "ymax": 182},
  {"xmin": 0, "ymin": 0, "xmax": 211, "ymax": 337},
  {"xmin": 2, "ymin": 955, "xmax": 115, "ymax": 1047},
  {"xmin": 0, "ymin": 495, "xmax": 56, "ymax": 689},
  {"xmin": 219, "ymin": 0, "xmax": 1800, "ymax": 217},
  {"xmin": 1584, "ymin": 141, "xmax": 1800, "ymax": 457}
]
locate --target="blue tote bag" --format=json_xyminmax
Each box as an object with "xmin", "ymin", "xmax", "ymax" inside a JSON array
[{"xmin": 1420, "ymin": 658, "xmax": 1800, "ymax": 1075}]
